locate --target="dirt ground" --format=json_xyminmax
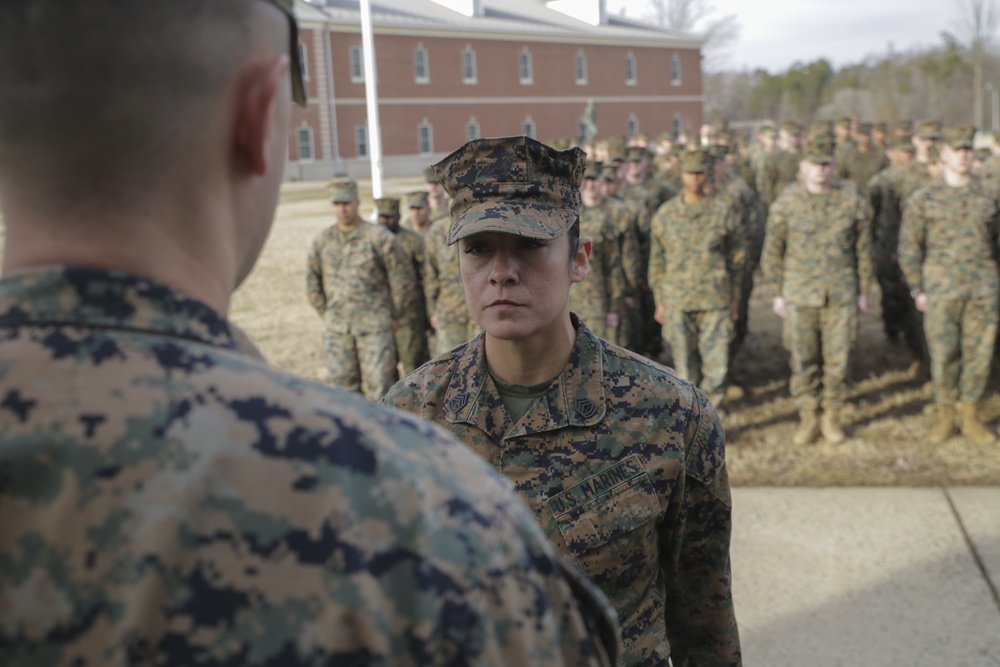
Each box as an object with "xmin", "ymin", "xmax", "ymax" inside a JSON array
[{"xmin": 229, "ymin": 181, "xmax": 1000, "ymax": 487}]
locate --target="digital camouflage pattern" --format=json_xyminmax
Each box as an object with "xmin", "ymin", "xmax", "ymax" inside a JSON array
[
  {"xmin": 757, "ymin": 150, "xmax": 801, "ymax": 207},
  {"xmin": 648, "ymin": 195, "xmax": 745, "ymax": 407},
  {"xmin": 306, "ymin": 218, "xmax": 418, "ymax": 398},
  {"xmin": 432, "ymin": 136, "xmax": 585, "ymax": 245},
  {"xmin": 0, "ymin": 267, "xmax": 621, "ymax": 667},
  {"xmin": 571, "ymin": 205, "xmax": 626, "ymax": 342},
  {"xmin": 838, "ymin": 147, "xmax": 889, "ymax": 194},
  {"xmin": 762, "ymin": 181, "xmax": 874, "ymax": 411},
  {"xmin": 716, "ymin": 172, "xmax": 765, "ymax": 351},
  {"xmin": 422, "ymin": 215, "xmax": 480, "ymax": 357},
  {"xmin": 389, "ymin": 225, "xmax": 431, "ymax": 374},
  {"xmin": 384, "ymin": 319, "xmax": 741, "ymax": 667},
  {"xmin": 598, "ymin": 196, "xmax": 644, "ymax": 351},
  {"xmin": 899, "ymin": 177, "xmax": 1000, "ymax": 403}
]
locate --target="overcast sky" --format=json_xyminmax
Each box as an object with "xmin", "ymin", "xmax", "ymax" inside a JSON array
[{"xmin": 607, "ymin": 0, "xmax": 961, "ymax": 73}]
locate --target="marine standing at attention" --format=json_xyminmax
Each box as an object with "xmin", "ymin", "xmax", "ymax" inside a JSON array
[
  {"xmin": 384, "ymin": 136, "xmax": 741, "ymax": 667},
  {"xmin": 0, "ymin": 2, "xmax": 619, "ymax": 664},
  {"xmin": 307, "ymin": 180, "xmax": 418, "ymax": 399}
]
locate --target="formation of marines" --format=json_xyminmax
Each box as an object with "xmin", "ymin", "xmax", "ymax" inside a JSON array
[{"xmin": 309, "ymin": 117, "xmax": 1000, "ymax": 447}]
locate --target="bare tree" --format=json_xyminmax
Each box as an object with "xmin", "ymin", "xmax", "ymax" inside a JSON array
[
  {"xmin": 951, "ymin": 0, "xmax": 999, "ymax": 127},
  {"xmin": 640, "ymin": 0, "xmax": 740, "ymax": 69}
]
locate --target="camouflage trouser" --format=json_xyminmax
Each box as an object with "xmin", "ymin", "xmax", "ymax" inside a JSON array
[
  {"xmin": 662, "ymin": 308, "xmax": 732, "ymax": 407},
  {"xmin": 433, "ymin": 318, "xmax": 480, "ymax": 357},
  {"xmin": 324, "ymin": 328, "xmax": 398, "ymax": 400},
  {"xmin": 731, "ymin": 268, "xmax": 754, "ymax": 356},
  {"xmin": 877, "ymin": 255, "xmax": 927, "ymax": 361},
  {"xmin": 784, "ymin": 303, "xmax": 856, "ymax": 411},
  {"xmin": 640, "ymin": 289, "xmax": 663, "ymax": 357},
  {"xmin": 394, "ymin": 319, "xmax": 430, "ymax": 376},
  {"xmin": 924, "ymin": 297, "xmax": 998, "ymax": 404}
]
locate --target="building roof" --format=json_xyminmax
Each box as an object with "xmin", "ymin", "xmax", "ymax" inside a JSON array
[{"xmin": 296, "ymin": 0, "xmax": 702, "ymax": 48}]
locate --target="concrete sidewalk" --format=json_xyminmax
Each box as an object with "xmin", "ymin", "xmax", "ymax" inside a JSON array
[{"xmin": 731, "ymin": 487, "xmax": 1000, "ymax": 666}]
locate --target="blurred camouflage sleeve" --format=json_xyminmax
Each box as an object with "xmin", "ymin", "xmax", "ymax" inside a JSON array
[
  {"xmin": 724, "ymin": 202, "xmax": 748, "ymax": 304},
  {"xmin": 760, "ymin": 197, "xmax": 790, "ymax": 295},
  {"xmin": 601, "ymin": 217, "xmax": 626, "ymax": 311},
  {"xmin": 647, "ymin": 207, "xmax": 668, "ymax": 308},
  {"xmin": 661, "ymin": 389, "xmax": 741, "ymax": 666},
  {"xmin": 423, "ymin": 224, "xmax": 443, "ymax": 320},
  {"xmin": 378, "ymin": 231, "xmax": 420, "ymax": 321},
  {"xmin": 853, "ymin": 190, "xmax": 876, "ymax": 295},
  {"xmin": 898, "ymin": 190, "xmax": 928, "ymax": 292},
  {"xmin": 306, "ymin": 235, "xmax": 327, "ymax": 315}
]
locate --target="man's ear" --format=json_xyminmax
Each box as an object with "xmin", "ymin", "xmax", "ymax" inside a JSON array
[
  {"xmin": 235, "ymin": 55, "xmax": 290, "ymax": 175},
  {"xmin": 571, "ymin": 236, "xmax": 592, "ymax": 284}
]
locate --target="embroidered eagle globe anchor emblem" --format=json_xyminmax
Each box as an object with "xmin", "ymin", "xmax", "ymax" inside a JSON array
[{"xmin": 574, "ymin": 398, "xmax": 598, "ymax": 420}]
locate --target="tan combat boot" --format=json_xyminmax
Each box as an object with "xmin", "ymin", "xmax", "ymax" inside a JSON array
[
  {"xmin": 820, "ymin": 408, "xmax": 846, "ymax": 443},
  {"xmin": 957, "ymin": 402, "xmax": 996, "ymax": 445},
  {"xmin": 793, "ymin": 409, "xmax": 820, "ymax": 445},
  {"xmin": 928, "ymin": 404, "xmax": 956, "ymax": 444}
]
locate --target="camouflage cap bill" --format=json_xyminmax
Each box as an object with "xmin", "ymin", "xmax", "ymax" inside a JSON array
[
  {"xmin": 433, "ymin": 136, "xmax": 585, "ymax": 246},
  {"xmin": 855, "ymin": 121, "xmax": 873, "ymax": 134},
  {"xmin": 757, "ymin": 121, "xmax": 777, "ymax": 137},
  {"xmin": 804, "ymin": 134, "xmax": 836, "ymax": 163},
  {"xmin": 780, "ymin": 120, "xmax": 802, "ymax": 134},
  {"xmin": 873, "ymin": 121, "xmax": 888, "ymax": 133},
  {"xmin": 915, "ymin": 121, "xmax": 942, "ymax": 140},
  {"xmin": 626, "ymin": 146, "xmax": 652, "ymax": 162},
  {"xmin": 893, "ymin": 137, "xmax": 916, "ymax": 152},
  {"xmin": 407, "ymin": 190, "xmax": 429, "ymax": 208},
  {"xmin": 584, "ymin": 160, "xmax": 604, "ymax": 179},
  {"xmin": 261, "ymin": 0, "xmax": 306, "ymax": 106},
  {"xmin": 942, "ymin": 123, "xmax": 976, "ymax": 149},
  {"xmin": 328, "ymin": 179, "xmax": 358, "ymax": 203},
  {"xmin": 600, "ymin": 163, "xmax": 619, "ymax": 180},
  {"xmin": 681, "ymin": 149, "xmax": 712, "ymax": 173},
  {"xmin": 374, "ymin": 197, "xmax": 401, "ymax": 217}
]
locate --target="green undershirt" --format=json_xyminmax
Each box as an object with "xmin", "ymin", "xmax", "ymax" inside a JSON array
[{"xmin": 489, "ymin": 372, "xmax": 557, "ymax": 424}]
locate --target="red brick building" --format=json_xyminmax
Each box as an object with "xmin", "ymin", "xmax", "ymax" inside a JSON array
[{"xmin": 288, "ymin": 0, "xmax": 704, "ymax": 180}]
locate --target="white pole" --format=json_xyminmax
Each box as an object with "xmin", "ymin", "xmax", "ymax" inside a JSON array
[{"xmin": 359, "ymin": 0, "xmax": 384, "ymax": 198}]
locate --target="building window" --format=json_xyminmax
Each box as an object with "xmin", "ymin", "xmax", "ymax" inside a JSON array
[
  {"xmin": 673, "ymin": 113, "xmax": 682, "ymax": 134},
  {"xmin": 625, "ymin": 52, "xmax": 637, "ymax": 85},
  {"xmin": 466, "ymin": 118, "xmax": 480, "ymax": 142},
  {"xmin": 299, "ymin": 42, "xmax": 310, "ymax": 82},
  {"xmin": 575, "ymin": 51, "xmax": 587, "ymax": 85},
  {"xmin": 671, "ymin": 54, "xmax": 682, "ymax": 86},
  {"xmin": 462, "ymin": 46, "xmax": 477, "ymax": 84},
  {"xmin": 414, "ymin": 45, "xmax": 429, "ymax": 83},
  {"xmin": 523, "ymin": 117, "xmax": 536, "ymax": 139},
  {"xmin": 519, "ymin": 48, "xmax": 533, "ymax": 85},
  {"xmin": 418, "ymin": 121, "xmax": 434, "ymax": 155},
  {"xmin": 296, "ymin": 126, "xmax": 314, "ymax": 162},
  {"xmin": 349, "ymin": 45, "xmax": 364, "ymax": 83},
  {"xmin": 627, "ymin": 114, "xmax": 639, "ymax": 136},
  {"xmin": 356, "ymin": 125, "xmax": 369, "ymax": 158}
]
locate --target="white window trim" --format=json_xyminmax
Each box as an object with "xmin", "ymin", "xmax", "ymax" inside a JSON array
[
  {"xmin": 466, "ymin": 117, "xmax": 481, "ymax": 142},
  {"xmin": 462, "ymin": 46, "xmax": 477, "ymax": 84},
  {"xmin": 296, "ymin": 125, "xmax": 315, "ymax": 162},
  {"xmin": 414, "ymin": 44, "xmax": 430, "ymax": 84},
  {"xmin": 418, "ymin": 121, "xmax": 434, "ymax": 156},
  {"xmin": 523, "ymin": 117, "xmax": 536, "ymax": 139},
  {"xmin": 355, "ymin": 125, "xmax": 369, "ymax": 158},
  {"xmin": 575, "ymin": 51, "xmax": 588, "ymax": 86},
  {"xmin": 671, "ymin": 54, "xmax": 682, "ymax": 86},
  {"xmin": 625, "ymin": 52, "xmax": 637, "ymax": 86},
  {"xmin": 519, "ymin": 48, "xmax": 533, "ymax": 85},
  {"xmin": 627, "ymin": 114, "xmax": 639, "ymax": 137},
  {"xmin": 299, "ymin": 42, "xmax": 310, "ymax": 83},
  {"xmin": 349, "ymin": 45, "xmax": 364, "ymax": 83}
]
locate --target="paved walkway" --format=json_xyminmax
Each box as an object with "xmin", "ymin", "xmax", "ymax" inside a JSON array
[{"xmin": 731, "ymin": 487, "xmax": 1000, "ymax": 666}]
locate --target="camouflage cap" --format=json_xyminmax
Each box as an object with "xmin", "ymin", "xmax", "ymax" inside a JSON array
[
  {"xmin": 626, "ymin": 146, "xmax": 652, "ymax": 162},
  {"xmin": 433, "ymin": 136, "xmax": 585, "ymax": 246},
  {"xmin": 873, "ymin": 121, "xmax": 888, "ymax": 133},
  {"xmin": 893, "ymin": 137, "xmax": 916, "ymax": 152},
  {"xmin": 855, "ymin": 121, "xmax": 873, "ymax": 134},
  {"xmin": 976, "ymin": 147, "xmax": 992, "ymax": 161},
  {"xmin": 328, "ymin": 179, "xmax": 358, "ymax": 203},
  {"xmin": 681, "ymin": 149, "xmax": 712, "ymax": 173},
  {"xmin": 607, "ymin": 151, "xmax": 627, "ymax": 164},
  {"xmin": 835, "ymin": 116, "xmax": 853, "ymax": 128},
  {"xmin": 895, "ymin": 120, "xmax": 914, "ymax": 135},
  {"xmin": 600, "ymin": 163, "xmax": 619, "ymax": 180},
  {"xmin": 406, "ymin": 190, "xmax": 429, "ymax": 208},
  {"xmin": 916, "ymin": 121, "xmax": 942, "ymax": 140},
  {"xmin": 263, "ymin": 0, "xmax": 306, "ymax": 106},
  {"xmin": 374, "ymin": 197, "xmax": 401, "ymax": 217},
  {"xmin": 757, "ymin": 121, "xmax": 777, "ymax": 136},
  {"xmin": 780, "ymin": 120, "xmax": 802, "ymax": 133},
  {"xmin": 808, "ymin": 120, "xmax": 833, "ymax": 138},
  {"xmin": 584, "ymin": 160, "xmax": 604, "ymax": 179},
  {"xmin": 942, "ymin": 123, "xmax": 976, "ymax": 149},
  {"xmin": 804, "ymin": 134, "xmax": 836, "ymax": 163}
]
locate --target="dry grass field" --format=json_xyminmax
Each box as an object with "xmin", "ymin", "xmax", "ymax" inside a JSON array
[{"xmin": 230, "ymin": 180, "xmax": 1000, "ymax": 487}]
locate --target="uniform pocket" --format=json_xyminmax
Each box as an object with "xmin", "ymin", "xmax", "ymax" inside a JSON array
[{"xmin": 547, "ymin": 456, "xmax": 661, "ymax": 582}]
